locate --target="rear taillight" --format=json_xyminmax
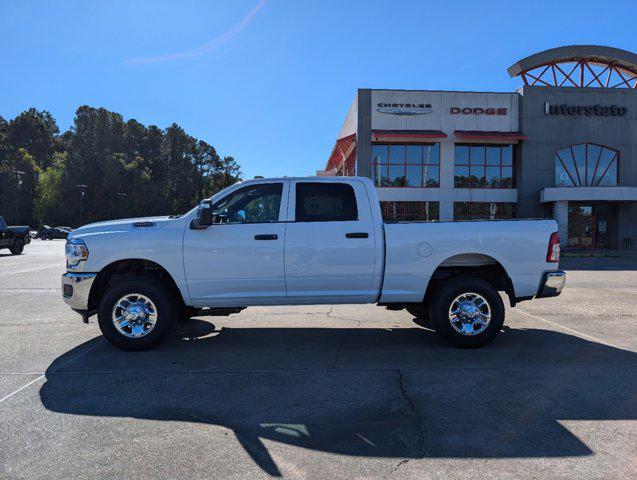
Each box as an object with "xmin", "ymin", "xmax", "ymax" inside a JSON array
[{"xmin": 547, "ymin": 232, "xmax": 560, "ymax": 263}]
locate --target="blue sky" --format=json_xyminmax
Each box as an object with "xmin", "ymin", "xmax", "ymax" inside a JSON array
[{"xmin": 1, "ymin": 0, "xmax": 635, "ymax": 178}]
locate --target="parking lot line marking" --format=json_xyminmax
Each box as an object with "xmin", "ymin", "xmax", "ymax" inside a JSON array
[
  {"xmin": 0, "ymin": 264, "xmax": 62, "ymax": 277},
  {"xmin": 34, "ymin": 363, "xmax": 637, "ymax": 376},
  {"xmin": 0, "ymin": 372, "xmax": 45, "ymax": 375},
  {"xmin": 1, "ymin": 288, "xmax": 59, "ymax": 293},
  {"xmin": 516, "ymin": 309, "xmax": 626, "ymax": 350},
  {"xmin": 0, "ymin": 338, "xmax": 104, "ymax": 405},
  {"xmin": 47, "ymin": 338, "xmax": 106, "ymax": 373},
  {"xmin": 0, "ymin": 375, "xmax": 44, "ymax": 404}
]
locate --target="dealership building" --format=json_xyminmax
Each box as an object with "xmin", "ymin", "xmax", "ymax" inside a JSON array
[{"xmin": 321, "ymin": 45, "xmax": 637, "ymax": 249}]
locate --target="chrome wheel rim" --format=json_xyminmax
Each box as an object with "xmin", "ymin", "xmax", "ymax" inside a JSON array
[
  {"xmin": 448, "ymin": 292, "xmax": 491, "ymax": 336},
  {"xmin": 112, "ymin": 293, "xmax": 158, "ymax": 338}
]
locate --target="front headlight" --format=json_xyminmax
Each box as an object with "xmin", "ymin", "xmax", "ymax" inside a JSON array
[{"xmin": 65, "ymin": 238, "xmax": 89, "ymax": 267}]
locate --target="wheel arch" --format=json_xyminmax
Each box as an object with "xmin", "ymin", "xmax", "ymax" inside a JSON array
[
  {"xmin": 88, "ymin": 258, "xmax": 186, "ymax": 311},
  {"xmin": 423, "ymin": 253, "xmax": 516, "ymax": 307}
]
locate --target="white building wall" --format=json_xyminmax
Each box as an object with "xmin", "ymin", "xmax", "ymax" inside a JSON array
[
  {"xmin": 371, "ymin": 90, "xmax": 519, "ymax": 131},
  {"xmin": 439, "ymin": 141, "xmax": 455, "ymax": 220},
  {"xmin": 337, "ymin": 95, "xmax": 358, "ymax": 140}
]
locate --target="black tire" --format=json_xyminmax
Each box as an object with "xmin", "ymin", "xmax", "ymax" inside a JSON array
[
  {"xmin": 10, "ymin": 238, "xmax": 24, "ymax": 255},
  {"xmin": 175, "ymin": 303, "xmax": 193, "ymax": 322},
  {"xmin": 430, "ymin": 276, "xmax": 504, "ymax": 348},
  {"xmin": 97, "ymin": 277, "xmax": 176, "ymax": 351},
  {"xmin": 405, "ymin": 304, "xmax": 428, "ymax": 319},
  {"xmin": 405, "ymin": 303, "xmax": 434, "ymax": 329}
]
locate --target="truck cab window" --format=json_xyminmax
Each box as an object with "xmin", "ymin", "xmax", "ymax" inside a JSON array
[
  {"xmin": 211, "ymin": 183, "xmax": 282, "ymax": 224},
  {"xmin": 295, "ymin": 183, "xmax": 358, "ymax": 222}
]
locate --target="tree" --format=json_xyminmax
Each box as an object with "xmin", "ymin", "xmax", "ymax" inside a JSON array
[
  {"xmin": 162, "ymin": 123, "xmax": 199, "ymax": 214},
  {"xmin": 35, "ymin": 152, "xmax": 67, "ymax": 225},
  {"xmin": 6, "ymin": 108, "xmax": 58, "ymax": 170},
  {"xmin": 3, "ymin": 148, "xmax": 39, "ymax": 225},
  {"xmin": 0, "ymin": 116, "xmax": 12, "ymax": 221},
  {"xmin": 219, "ymin": 155, "xmax": 242, "ymax": 190},
  {"xmin": 1, "ymin": 106, "xmax": 242, "ymax": 227},
  {"xmin": 1, "ymin": 111, "xmax": 55, "ymax": 224}
]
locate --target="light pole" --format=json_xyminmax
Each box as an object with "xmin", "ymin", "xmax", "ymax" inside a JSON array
[
  {"xmin": 75, "ymin": 184, "xmax": 88, "ymax": 226},
  {"xmin": 10, "ymin": 170, "xmax": 26, "ymax": 224}
]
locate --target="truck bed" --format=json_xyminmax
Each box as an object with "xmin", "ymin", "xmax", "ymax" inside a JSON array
[{"xmin": 380, "ymin": 219, "xmax": 558, "ymax": 303}]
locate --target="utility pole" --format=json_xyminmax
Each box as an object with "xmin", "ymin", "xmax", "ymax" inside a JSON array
[{"xmin": 75, "ymin": 184, "xmax": 88, "ymax": 227}]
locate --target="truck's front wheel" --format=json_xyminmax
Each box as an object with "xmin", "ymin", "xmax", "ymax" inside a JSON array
[
  {"xmin": 97, "ymin": 277, "xmax": 176, "ymax": 351},
  {"xmin": 430, "ymin": 276, "xmax": 504, "ymax": 348},
  {"xmin": 10, "ymin": 238, "xmax": 24, "ymax": 255}
]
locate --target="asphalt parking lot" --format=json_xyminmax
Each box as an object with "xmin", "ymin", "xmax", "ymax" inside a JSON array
[{"xmin": 1, "ymin": 241, "xmax": 636, "ymax": 479}]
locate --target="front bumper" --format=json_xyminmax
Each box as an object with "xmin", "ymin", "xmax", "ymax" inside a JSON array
[
  {"xmin": 536, "ymin": 271, "xmax": 566, "ymax": 298},
  {"xmin": 61, "ymin": 272, "xmax": 96, "ymax": 310}
]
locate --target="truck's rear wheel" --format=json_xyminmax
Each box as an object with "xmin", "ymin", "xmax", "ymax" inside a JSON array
[
  {"xmin": 430, "ymin": 276, "xmax": 504, "ymax": 348},
  {"xmin": 97, "ymin": 277, "xmax": 176, "ymax": 351},
  {"xmin": 10, "ymin": 238, "xmax": 24, "ymax": 255}
]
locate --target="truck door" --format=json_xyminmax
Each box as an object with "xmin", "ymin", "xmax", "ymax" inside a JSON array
[
  {"xmin": 284, "ymin": 180, "xmax": 377, "ymax": 302},
  {"xmin": 183, "ymin": 181, "xmax": 288, "ymax": 305}
]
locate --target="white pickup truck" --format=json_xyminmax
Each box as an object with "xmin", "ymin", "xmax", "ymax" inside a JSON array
[{"xmin": 62, "ymin": 177, "xmax": 565, "ymax": 350}]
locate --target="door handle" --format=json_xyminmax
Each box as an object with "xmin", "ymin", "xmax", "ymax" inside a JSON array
[
  {"xmin": 346, "ymin": 232, "xmax": 369, "ymax": 239},
  {"xmin": 254, "ymin": 234, "xmax": 278, "ymax": 240}
]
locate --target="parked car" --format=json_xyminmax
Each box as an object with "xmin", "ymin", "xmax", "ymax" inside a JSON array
[
  {"xmin": 38, "ymin": 225, "xmax": 71, "ymax": 240},
  {"xmin": 0, "ymin": 216, "xmax": 31, "ymax": 255},
  {"xmin": 61, "ymin": 177, "xmax": 565, "ymax": 351}
]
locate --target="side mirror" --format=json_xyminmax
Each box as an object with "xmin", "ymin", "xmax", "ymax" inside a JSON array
[{"xmin": 190, "ymin": 200, "xmax": 213, "ymax": 230}]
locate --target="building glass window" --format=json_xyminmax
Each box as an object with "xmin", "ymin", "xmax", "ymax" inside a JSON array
[
  {"xmin": 372, "ymin": 144, "xmax": 440, "ymax": 188},
  {"xmin": 380, "ymin": 201, "xmax": 439, "ymax": 222},
  {"xmin": 453, "ymin": 202, "xmax": 516, "ymax": 220},
  {"xmin": 555, "ymin": 143, "xmax": 618, "ymax": 187},
  {"xmin": 454, "ymin": 144, "xmax": 515, "ymax": 188}
]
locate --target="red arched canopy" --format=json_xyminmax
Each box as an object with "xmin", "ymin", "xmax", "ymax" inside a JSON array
[{"xmin": 508, "ymin": 45, "xmax": 637, "ymax": 88}]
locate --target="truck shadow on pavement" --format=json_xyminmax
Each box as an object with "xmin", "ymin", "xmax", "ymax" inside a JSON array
[{"xmin": 40, "ymin": 320, "xmax": 637, "ymax": 477}]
